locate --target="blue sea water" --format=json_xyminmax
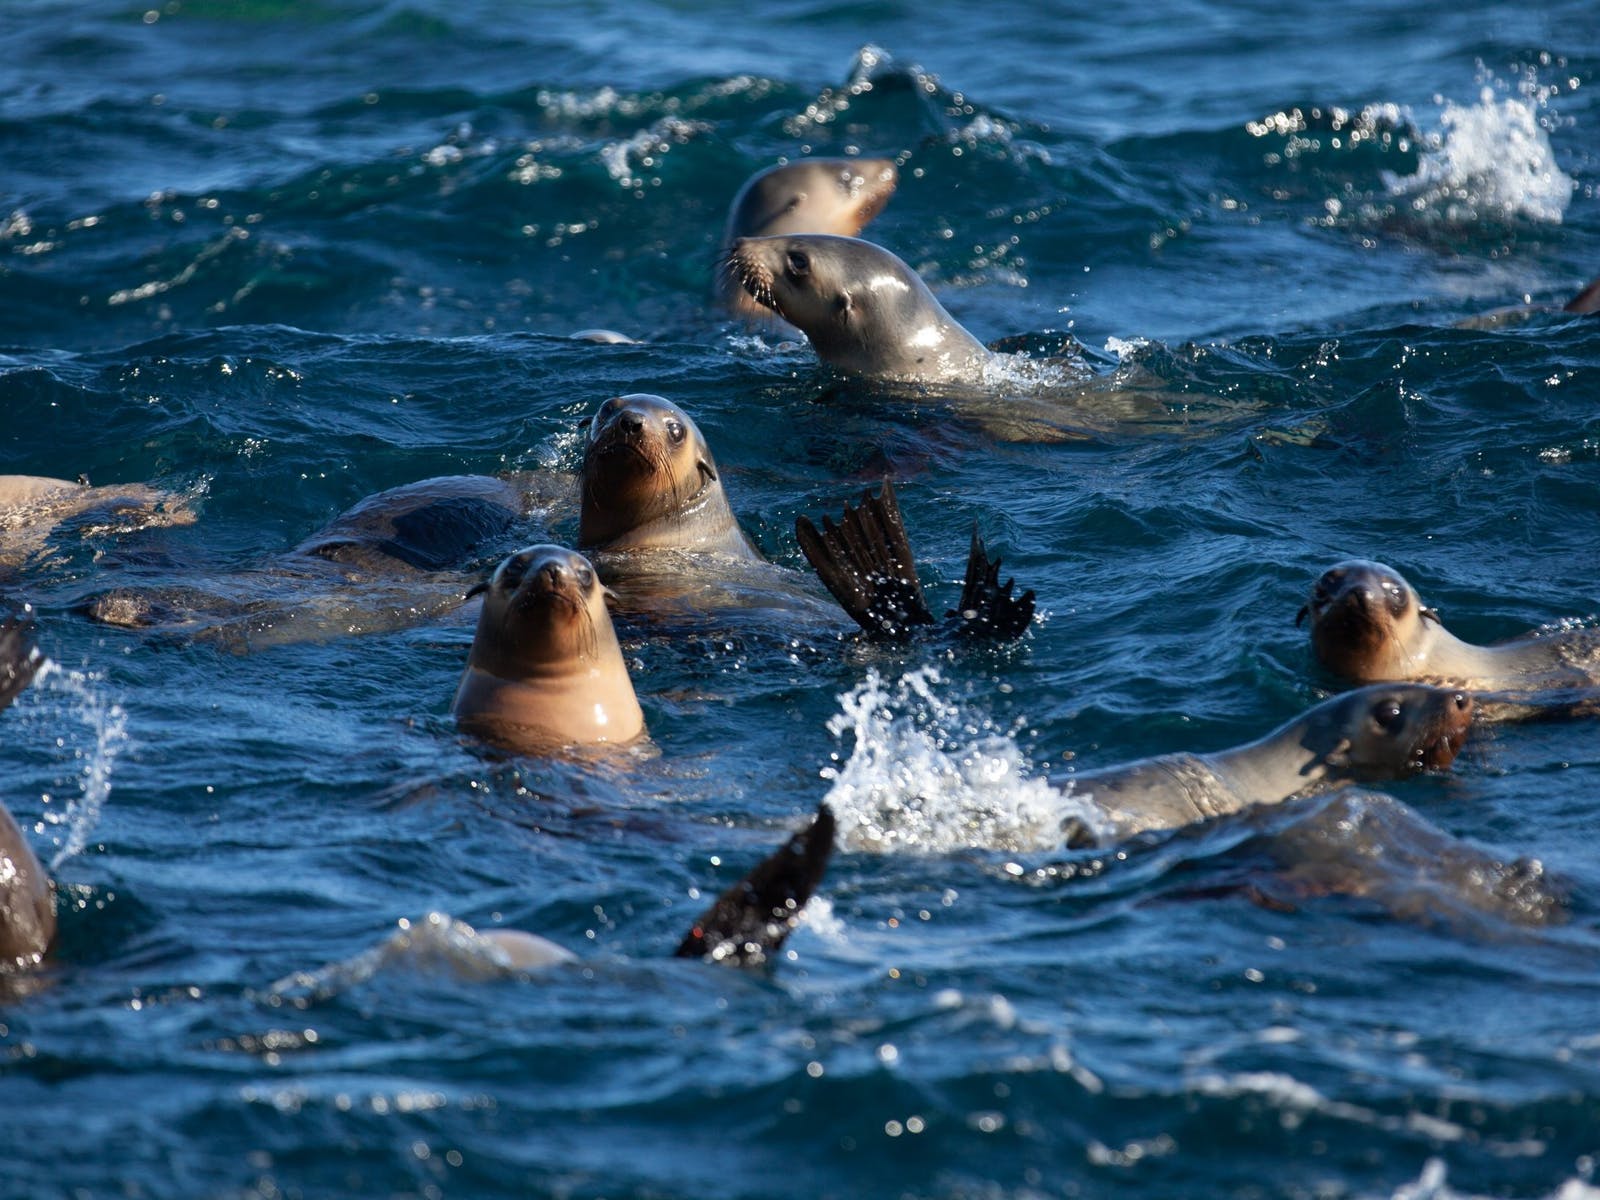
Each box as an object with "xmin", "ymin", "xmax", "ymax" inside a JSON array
[{"xmin": 4, "ymin": 2, "xmax": 1600, "ymax": 1197}]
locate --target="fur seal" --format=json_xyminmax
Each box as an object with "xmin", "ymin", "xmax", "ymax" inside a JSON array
[
  {"xmin": 1, "ymin": 474, "xmax": 196, "ymax": 574},
  {"xmin": 1, "ymin": 613, "xmax": 55, "ymax": 970},
  {"xmin": 452, "ymin": 544, "xmax": 645, "ymax": 752},
  {"xmin": 85, "ymin": 474, "xmax": 540, "ymax": 649},
  {"xmin": 289, "ymin": 805, "xmax": 836, "ymax": 992},
  {"xmin": 723, "ymin": 233, "xmax": 992, "ymax": 383},
  {"xmin": 1297, "ymin": 559, "xmax": 1600, "ymax": 698},
  {"xmin": 795, "ymin": 477, "xmax": 1034, "ymax": 640},
  {"xmin": 717, "ymin": 159, "xmax": 898, "ymax": 321},
  {"xmin": 579, "ymin": 394, "xmax": 758, "ymax": 561},
  {"xmin": 1245, "ymin": 789, "xmax": 1566, "ymax": 930},
  {"xmin": 1059, "ymin": 684, "xmax": 1473, "ymax": 846}
]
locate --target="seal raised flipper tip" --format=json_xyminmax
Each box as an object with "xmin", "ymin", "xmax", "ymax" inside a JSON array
[
  {"xmin": 946, "ymin": 525, "xmax": 1036, "ymax": 640},
  {"xmin": 674, "ymin": 804, "xmax": 837, "ymax": 966},
  {"xmin": 795, "ymin": 478, "xmax": 936, "ymax": 640},
  {"xmin": 1564, "ymin": 273, "xmax": 1600, "ymax": 315},
  {"xmin": 1, "ymin": 612, "xmax": 43, "ymax": 713}
]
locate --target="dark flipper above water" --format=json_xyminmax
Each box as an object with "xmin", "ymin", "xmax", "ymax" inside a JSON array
[
  {"xmin": 947, "ymin": 526, "xmax": 1036, "ymax": 638},
  {"xmin": 1564, "ymin": 273, "xmax": 1600, "ymax": 315},
  {"xmin": 796, "ymin": 478, "xmax": 935, "ymax": 640},
  {"xmin": 797, "ymin": 478, "xmax": 1034, "ymax": 641},
  {"xmin": 674, "ymin": 804, "xmax": 836, "ymax": 966},
  {"xmin": 1, "ymin": 612, "xmax": 42, "ymax": 713}
]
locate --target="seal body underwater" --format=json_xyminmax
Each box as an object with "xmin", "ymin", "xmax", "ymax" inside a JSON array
[
  {"xmin": 451, "ymin": 543, "xmax": 645, "ymax": 753},
  {"xmin": 724, "ymin": 233, "xmax": 992, "ymax": 384},
  {"xmin": 1057, "ymin": 684, "xmax": 1474, "ymax": 846},
  {"xmin": 84, "ymin": 474, "xmax": 544, "ymax": 649},
  {"xmin": 1297, "ymin": 559, "xmax": 1600, "ymax": 704},
  {"xmin": 716, "ymin": 159, "xmax": 898, "ymax": 322},
  {"xmin": 1, "ymin": 614, "xmax": 55, "ymax": 970},
  {"xmin": 1, "ymin": 474, "xmax": 196, "ymax": 575}
]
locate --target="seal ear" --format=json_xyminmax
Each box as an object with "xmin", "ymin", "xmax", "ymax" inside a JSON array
[
  {"xmin": 464, "ymin": 579, "xmax": 491, "ymax": 600},
  {"xmin": 697, "ymin": 459, "xmax": 718, "ymax": 485},
  {"xmin": 835, "ymin": 290, "xmax": 854, "ymax": 319},
  {"xmin": 1419, "ymin": 605, "xmax": 1442, "ymax": 626},
  {"xmin": 1294, "ymin": 604, "xmax": 1311, "ymax": 627}
]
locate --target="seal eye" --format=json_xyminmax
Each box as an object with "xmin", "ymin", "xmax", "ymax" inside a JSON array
[
  {"xmin": 785, "ymin": 249, "xmax": 810, "ymax": 278},
  {"xmin": 1372, "ymin": 699, "xmax": 1407, "ymax": 734},
  {"xmin": 1381, "ymin": 578, "xmax": 1408, "ymax": 614},
  {"xmin": 498, "ymin": 552, "xmax": 535, "ymax": 588},
  {"xmin": 665, "ymin": 419, "xmax": 686, "ymax": 445},
  {"xmin": 575, "ymin": 565, "xmax": 595, "ymax": 591}
]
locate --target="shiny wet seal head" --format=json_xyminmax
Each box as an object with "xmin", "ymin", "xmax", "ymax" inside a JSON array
[
  {"xmin": 1306, "ymin": 683, "xmax": 1472, "ymax": 780},
  {"xmin": 722, "ymin": 233, "xmax": 991, "ymax": 383},
  {"xmin": 453, "ymin": 543, "xmax": 644, "ymax": 750},
  {"xmin": 580, "ymin": 394, "xmax": 718, "ymax": 549},
  {"xmin": 1298, "ymin": 559, "xmax": 1439, "ymax": 682},
  {"xmin": 717, "ymin": 158, "xmax": 898, "ymax": 319}
]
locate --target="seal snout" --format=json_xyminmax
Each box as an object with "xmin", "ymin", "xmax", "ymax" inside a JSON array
[
  {"xmin": 1419, "ymin": 689, "xmax": 1474, "ymax": 771},
  {"xmin": 724, "ymin": 238, "xmax": 779, "ymax": 313}
]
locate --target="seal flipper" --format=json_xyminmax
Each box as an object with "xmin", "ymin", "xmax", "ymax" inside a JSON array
[
  {"xmin": 795, "ymin": 478, "xmax": 936, "ymax": 640},
  {"xmin": 674, "ymin": 804, "xmax": 837, "ymax": 966},
  {"xmin": 1, "ymin": 613, "xmax": 42, "ymax": 713},
  {"xmin": 946, "ymin": 526, "xmax": 1036, "ymax": 640},
  {"xmin": 1564, "ymin": 273, "xmax": 1600, "ymax": 315}
]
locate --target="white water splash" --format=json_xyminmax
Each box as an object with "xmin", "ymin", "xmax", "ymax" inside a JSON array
[
  {"xmin": 1383, "ymin": 86, "xmax": 1574, "ymax": 224},
  {"xmin": 1379, "ymin": 1157, "xmax": 1600, "ymax": 1200},
  {"xmin": 819, "ymin": 667, "xmax": 1105, "ymax": 854},
  {"xmin": 31, "ymin": 660, "xmax": 127, "ymax": 872}
]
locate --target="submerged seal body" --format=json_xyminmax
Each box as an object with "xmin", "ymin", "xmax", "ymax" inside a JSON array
[
  {"xmin": 1060, "ymin": 684, "xmax": 1473, "ymax": 845},
  {"xmin": 452, "ymin": 544, "xmax": 645, "ymax": 752},
  {"xmin": 579, "ymin": 394, "xmax": 757, "ymax": 560},
  {"xmin": 724, "ymin": 233, "xmax": 992, "ymax": 384},
  {"xmin": 85, "ymin": 474, "xmax": 539, "ymax": 649},
  {"xmin": 1297, "ymin": 559, "xmax": 1600, "ymax": 695},
  {"xmin": 1, "ymin": 473, "xmax": 196, "ymax": 574},
  {"xmin": 716, "ymin": 159, "xmax": 898, "ymax": 321},
  {"xmin": 1, "ymin": 615, "xmax": 55, "ymax": 970}
]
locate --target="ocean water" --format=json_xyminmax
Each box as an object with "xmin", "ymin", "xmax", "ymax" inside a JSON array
[{"xmin": 4, "ymin": 2, "xmax": 1600, "ymax": 1197}]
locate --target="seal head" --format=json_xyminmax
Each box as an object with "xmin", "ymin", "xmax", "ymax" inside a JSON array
[
  {"xmin": 723, "ymin": 233, "xmax": 992, "ymax": 383},
  {"xmin": 717, "ymin": 159, "xmax": 898, "ymax": 320},
  {"xmin": 1297, "ymin": 559, "xmax": 1439, "ymax": 683},
  {"xmin": 452, "ymin": 544, "xmax": 644, "ymax": 751},
  {"xmin": 579, "ymin": 394, "xmax": 755, "ymax": 559}
]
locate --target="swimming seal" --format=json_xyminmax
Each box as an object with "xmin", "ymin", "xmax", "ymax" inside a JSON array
[
  {"xmin": 1, "ymin": 473, "xmax": 196, "ymax": 574},
  {"xmin": 716, "ymin": 159, "xmax": 898, "ymax": 321},
  {"xmin": 723, "ymin": 233, "xmax": 992, "ymax": 384},
  {"xmin": 292, "ymin": 805, "xmax": 837, "ymax": 990},
  {"xmin": 452, "ymin": 544, "xmax": 645, "ymax": 753},
  {"xmin": 1059, "ymin": 684, "xmax": 1473, "ymax": 846},
  {"xmin": 84, "ymin": 474, "xmax": 540, "ymax": 649},
  {"xmin": 1296, "ymin": 559, "xmax": 1600, "ymax": 698},
  {"xmin": 1, "ymin": 613, "xmax": 54, "ymax": 970},
  {"xmin": 1244, "ymin": 789, "xmax": 1566, "ymax": 930},
  {"xmin": 579, "ymin": 394, "xmax": 758, "ymax": 561}
]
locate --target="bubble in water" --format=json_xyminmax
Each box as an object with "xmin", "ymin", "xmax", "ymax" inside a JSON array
[{"xmin": 820, "ymin": 667, "xmax": 1105, "ymax": 854}]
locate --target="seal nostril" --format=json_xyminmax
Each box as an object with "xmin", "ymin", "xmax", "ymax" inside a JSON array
[{"xmin": 619, "ymin": 411, "xmax": 644, "ymax": 434}]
